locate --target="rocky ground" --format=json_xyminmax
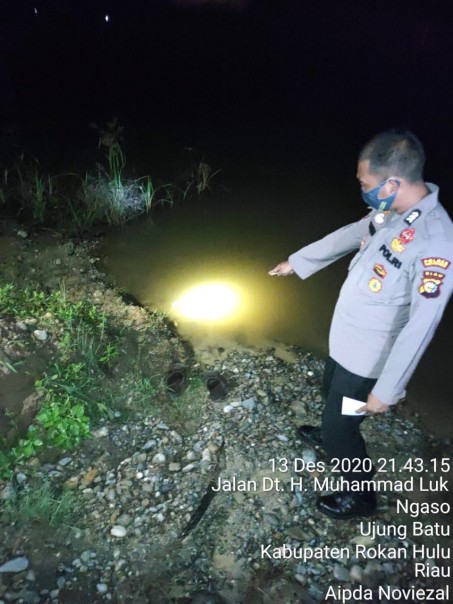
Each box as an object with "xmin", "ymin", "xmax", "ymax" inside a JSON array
[{"xmin": 0, "ymin": 221, "xmax": 452, "ymax": 604}]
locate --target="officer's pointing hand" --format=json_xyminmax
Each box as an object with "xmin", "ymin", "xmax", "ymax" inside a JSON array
[
  {"xmin": 268, "ymin": 261, "xmax": 294, "ymax": 276},
  {"xmin": 357, "ymin": 393, "xmax": 390, "ymax": 415}
]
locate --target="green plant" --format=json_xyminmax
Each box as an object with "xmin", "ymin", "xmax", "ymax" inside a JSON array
[
  {"xmin": 7, "ymin": 425, "xmax": 44, "ymax": 465},
  {"xmin": 194, "ymin": 160, "xmax": 220, "ymax": 196},
  {"xmin": 1, "ymin": 482, "xmax": 74, "ymax": 527},
  {"xmin": 0, "ymin": 285, "xmax": 119, "ymax": 477},
  {"xmin": 0, "ymin": 154, "xmax": 57, "ymax": 224},
  {"xmin": 161, "ymin": 375, "xmax": 207, "ymax": 432},
  {"xmin": 0, "ymin": 284, "xmax": 16, "ymax": 314},
  {"xmin": 182, "ymin": 148, "xmax": 220, "ymax": 198}
]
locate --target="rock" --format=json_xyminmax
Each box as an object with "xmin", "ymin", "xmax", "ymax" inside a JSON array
[
  {"xmin": 223, "ymin": 405, "xmax": 235, "ymax": 413},
  {"xmin": 350, "ymin": 564, "xmax": 363, "ymax": 582},
  {"xmin": 26, "ymin": 570, "xmax": 36, "ymax": 582},
  {"xmin": 142, "ymin": 439, "xmax": 157, "ymax": 450},
  {"xmin": 64, "ymin": 477, "xmax": 79, "ymax": 490},
  {"xmin": 16, "ymin": 230, "xmax": 28, "ymax": 238},
  {"xmin": 240, "ymin": 397, "xmax": 257, "ymax": 411},
  {"xmin": 80, "ymin": 468, "xmax": 98, "ymax": 486},
  {"xmin": 92, "ymin": 426, "xmax": 109, "ymax": 438},
  {"xmin": 117, "ymin": 515, "xmax": 132, "ymax": 527},
  {"xmin": 382, "ymin": 562, "xmax": 396, "ymax": 574},
  {"xmin": 33, "ymin": 329, "xmax": 48, "ymax": 341},
  {"xmin": 290, "ymin": 401, "xmax": 307, "ymax": 416},
  {"xmin": 300, "ymin": 448, "xmax": 317, "ymax": 464},
  {"xmin": 80, "ymin": 550, "xmax": 93, "ymax": 563},
  {"xmin": 96, "ymin": 584, "xmax": 109, "ymax": 594},
  {"xmin": 333, "ymin": 564, "xmax": 350, "ymax": 581},
  {"xmin": 0, "ymin": 485, "xmax": 15, "ymax": 500},
  {"xmin": 152, "ymin": 453, "xmax": 166, "ymax": 465},
  {"xmin": 170, "ymin": 430, "xmax": 182, "ymax": 442},
  {"xmin": 182, "ymin": 463, "xmax": 196, "ymax": 472},
  {"xmin": 110, "ymin": 525, "xmax": 127, "ymax": 538},
  {"xmin": 168, "ymin": 463, "xmax": 181, "ymax": 472},
  {"xmin": 58, "ymin": 457, "xmax": 72, "ymax": 466},
  {"xmin": 0, "ymin": 557, "xmax": 29, "ymax": 573}
]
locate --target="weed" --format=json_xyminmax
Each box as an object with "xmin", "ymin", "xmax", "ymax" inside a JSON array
[
  {"xmin": 194, "ymin": 160, "xmax": 220, "ymax": 196},
  {"xmin": 115, "ymin": 373, "xmax": 160, "ymax": 411},
  {"xmin": 161, "ymin": 375, "xmax": 207, "ymax": 433},
  {"xmin": 0, "ymin": 358, "xmax": 17, "ymax": 374},
  {"xmin": 0, "ymin": 286, "xmax": 116, "ymax": 477},
  {"xmin": 182, "ymin": 148, "xmax": 220, "ymax": 198},
  {"xmin": 1, "ymin": 482, "xmax": 74, "ymax": 527}
]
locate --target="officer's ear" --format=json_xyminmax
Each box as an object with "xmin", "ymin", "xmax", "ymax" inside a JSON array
[{"xmin": 386, "ymin": 178, "xmax": 401, "ymax": 194}]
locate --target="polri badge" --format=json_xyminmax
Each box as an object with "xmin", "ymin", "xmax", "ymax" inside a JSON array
[{"xmin": 419, "ymin": 271, "xmax": 445, "ymax": 298}]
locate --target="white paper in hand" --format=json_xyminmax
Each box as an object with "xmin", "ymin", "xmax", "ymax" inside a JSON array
[{"xmin": 342, "ymin": 396, "xmax": 366, "ymax": 416}]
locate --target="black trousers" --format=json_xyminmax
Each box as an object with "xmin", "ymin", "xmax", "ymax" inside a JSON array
[{"xmin": 321, "ymin": 357, "xmax": 377, "ymax": 484}]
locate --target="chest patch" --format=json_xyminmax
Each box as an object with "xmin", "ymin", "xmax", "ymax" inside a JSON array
[
  {"xmin": 369, "ymin": 278, "xmax": 382, "ymax": 293},
  {"xmin": 391, "ymin": 238, "xmax": 406, "ymax": 253},
  {"xmin": 400, "ymin": 228, "xmax": 415, "ymax": 244},
  {"xmin": 373, "ymin": 263, "xmax": 387, "ymax": 278}
]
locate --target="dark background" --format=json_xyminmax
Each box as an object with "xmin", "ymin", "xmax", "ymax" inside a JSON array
[
  {"xmin": 2, "ymin": 1, "xmax": 453, "ymax": 183},
  {"xmin": 1, "ymin": 0, "xmax": 453, "ymax": 433}
]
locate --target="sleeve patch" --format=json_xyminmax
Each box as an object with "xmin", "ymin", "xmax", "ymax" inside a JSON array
[
  {"xmin": 419, "ymin": 271, "xmax": 446, "ymax": 298},
  {"xmin": 422, "ymin": 257, "xmax": 451, "ymax": 269}
]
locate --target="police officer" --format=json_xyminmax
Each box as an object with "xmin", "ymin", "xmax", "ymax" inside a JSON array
[{"xmin": 269, "ymin": 129, "xmax": 453, "ymax": 519}]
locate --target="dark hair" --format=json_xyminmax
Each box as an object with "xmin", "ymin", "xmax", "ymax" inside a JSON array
[{"xmin": 359, "ymin": 128, "xmax": 425, "ymax": 183}]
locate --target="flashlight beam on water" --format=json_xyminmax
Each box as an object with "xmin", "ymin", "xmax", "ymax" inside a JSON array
[{"xmin": 172, "ymin": 283, "xmax": 240, "ymax": 321}]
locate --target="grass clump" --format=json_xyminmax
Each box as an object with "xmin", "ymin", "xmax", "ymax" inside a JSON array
[
  {"xmin": 0, "ymin": 482, "xmax": 74, "ymax": 528},
  {"xmin": 0, "ymin": 118, "xmax": 220, "ymax": 234},
  {"xmin": 161, "ymin": 374, "xmax": 208, "ymax": 434}
]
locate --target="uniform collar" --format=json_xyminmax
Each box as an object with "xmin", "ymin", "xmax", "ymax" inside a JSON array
[{"xmin": 399, "ymin": 182, "xmax": 439, "ymax": 221}]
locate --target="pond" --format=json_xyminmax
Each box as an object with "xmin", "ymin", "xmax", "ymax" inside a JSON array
[{"xmin": 100, "ymin": 167, "xmax": 453, "ymax": 438}]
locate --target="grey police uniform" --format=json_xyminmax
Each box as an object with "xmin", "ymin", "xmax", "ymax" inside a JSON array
[{"xmin": 289, "ymin": 183, "xmax": 453, "ymax": 405}]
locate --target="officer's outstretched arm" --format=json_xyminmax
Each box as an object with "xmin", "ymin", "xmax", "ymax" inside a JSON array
[{"xmin": 288, "ymin": 215, "xmax": 372, "ymax": 280}]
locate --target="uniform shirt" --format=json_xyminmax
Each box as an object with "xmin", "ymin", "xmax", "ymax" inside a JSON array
[{"xmin": 288, "ymin": 184, "xmax": 453, "ymax": 405}]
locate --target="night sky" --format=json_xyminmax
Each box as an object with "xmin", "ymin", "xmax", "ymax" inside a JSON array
[{"xmin": 2, "ymin": 0, "xmax": 453, "ymax": 194}]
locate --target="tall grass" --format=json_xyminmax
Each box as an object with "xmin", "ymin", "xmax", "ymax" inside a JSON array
[{"xmin": 0, "ymin": 119, "xmax": 220, "ymax": 233}]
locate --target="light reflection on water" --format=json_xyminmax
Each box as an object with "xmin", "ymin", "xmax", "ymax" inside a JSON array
[{"xmin": 99, "ymin": 197, "xmax": 342, "ymax": 356}]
